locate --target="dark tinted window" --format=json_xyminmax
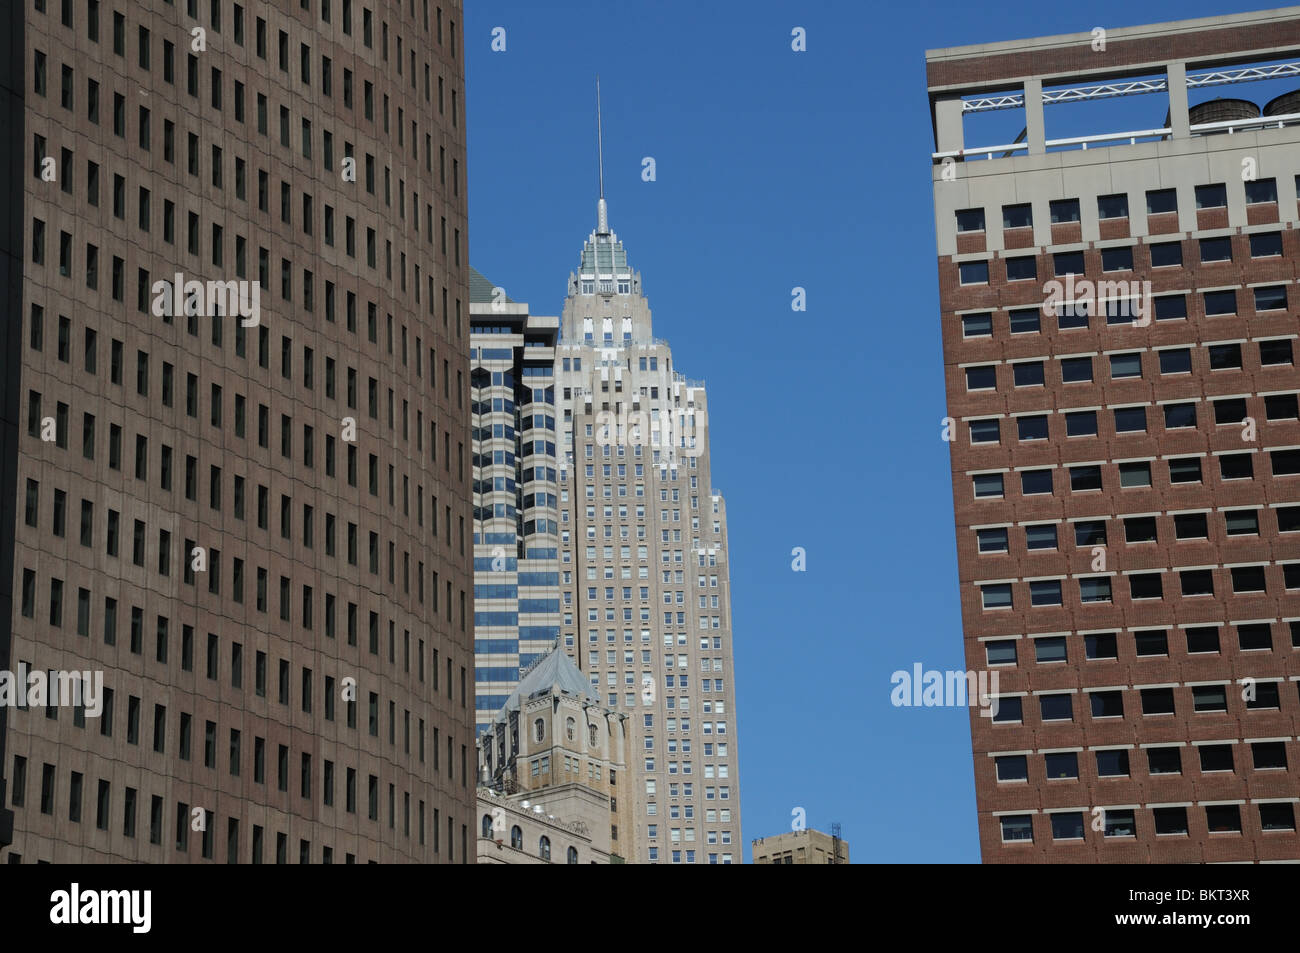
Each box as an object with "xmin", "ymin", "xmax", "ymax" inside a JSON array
[
  {"xmin": 1097, "ymin": 194, "xmax": 1128, "ymax": 219},
  {"xmin": 1194, "ymin": 183, "xmax": 1227, "ymax": 208},
  {"xmin": 1154, "ymin": 294, "xmax": 1187, "ymax": 321},
  {"xmin": 1145, "ymin": 188, "xmax": 1176, "ymax": 214},
  {"xmin": 1005, "ymin": 256, "xmax": 1036, "ymax": 281},
  {"xmin": 1060, "ymin": 357, "xmax": 1092, "ymax": 382},
  {"xmin": 1147, "ymin": 747, "xmax": 1181, "ymax": 775},
  {"xmin": 1150, "ymin": 241, "xmax": 1183, "ymax": 266},
  {"xmin": 1002, "ymin": 204, "xmax": 1032, "ymax": 229},
  {"xmin": 1249, "ymin": 231, "xmax": 1282, "ymax": 257},
  {"xmin": 1244, "ymin": 177, "xmax": 1276, "ymax": 204},
  {"xmin": 1013, "ymin": 362, "xmax": 1044, "ymax": 387},
  {"xmin": 1199, "ymin": 237, "xmax": 1232, "ymax": 262},
  {"xmin": 1185, "ymin": 626, "xmax": 1220, "ymax": 654},
  {"xmin": 1255, "ymin": 285, "xmax": 1287, "ymax": 311},
  {"xmin": 1053, "ymin": 251, "xmax": 1084, "ymax": 276},
  {"xmin": 1084, "ymin": 633, "xmax": 1117, "ymax": 660},
  {"xmin": 1101, "ymin": 246, "xmax": 1133, "ymax": 271},
  {"xmin": 1020, "ymin": 470, "xmax": 1053, "ymax": 495},
  {"xmin": 1008, "ymin": 309, "xmax": 1040, "ymax": 334},
  {"xmin": 1159, "ymin": 348, "xmax": 1191, "ymax": 374},
  {"xmin": 1203, "ymin": 290, "xmax": 1237, "ymax": 315},
  {"xmin": 1049, "ymin": 198, "xmax": 1080, "ymax": 223}
]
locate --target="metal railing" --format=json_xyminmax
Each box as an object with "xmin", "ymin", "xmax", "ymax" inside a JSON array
[
  {"xmin": 934, "ymin": 111, "xmax": 1300, "ymax": 161},
  {"xmin": 962, "ymin": 61, "xmax": 1300, "ymax": 113}
]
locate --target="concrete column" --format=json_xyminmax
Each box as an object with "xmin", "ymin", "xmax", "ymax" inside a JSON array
[
  {"xmin": 1024, "ymin": 79, "xmax": 1045, "ymax": 155},
  {"xmin": 1167, "ymin": 61, "xmax": 1190, "ymax": 138},
  {"xmin": 935, "ymin": 96, "xmax": 964, "ymax": 154}
]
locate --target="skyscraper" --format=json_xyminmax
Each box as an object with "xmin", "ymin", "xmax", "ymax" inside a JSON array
[
  {"xmin": 928, "ymin": 10, "xmax": 1300, "ymax": 862},
  {"xmin": 468, "ymin": 271, "xmax": 561, "ymax": 734},
  {"xmin": 2, "ymin": 0, "xmax": 475, "ymax": 863},
  {"xmin": 555, "ymin": 188, "xmax": 743, "ymax": 864}
]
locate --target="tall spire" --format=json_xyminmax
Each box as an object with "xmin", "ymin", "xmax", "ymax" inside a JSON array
[{"xmin": 596, "ymin": 76, "xmax": 609, "ymax": 234}]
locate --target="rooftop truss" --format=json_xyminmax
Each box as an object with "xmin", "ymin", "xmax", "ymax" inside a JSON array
[{"xmin": 961, "ymin": 61, "xmax": 1300, "ymax": 112}]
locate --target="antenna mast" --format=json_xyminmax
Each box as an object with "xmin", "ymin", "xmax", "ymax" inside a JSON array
[{"xmin": 596, "ymin": 77, "xmax": 609, "ymax": 233}]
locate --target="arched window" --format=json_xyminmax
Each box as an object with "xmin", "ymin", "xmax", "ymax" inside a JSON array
[
  {"xmin": 539, "ymin": 836, "xmax": 551, "ymax": 861},
  {"xmin": 567, "ymin": 846, "xmax": 578, "ymax": 864},
  {"xmin": 481, "ymin": 814, "xmax": 493, "ymax": 838},
  {"xmin": 510, "ymin": 826, "xmax": 523, "ymax": 849},
  {"xmin": 566, "ymin": 716, "xmax": 576, "ymax": 741},
  {"xmin": 534, "ymin": 718, "xmax": 545, "ymax": 742},
  {"xmin": 589, "ymin": 724, "xmax": 598, "ymax": 746}
]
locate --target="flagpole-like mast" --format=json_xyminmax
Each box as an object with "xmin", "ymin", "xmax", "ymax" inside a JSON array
[{"xmin": 596, "ymin": 77, "xmax": 608, "ymax": 233}]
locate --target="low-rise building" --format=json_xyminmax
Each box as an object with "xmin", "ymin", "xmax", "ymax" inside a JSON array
[
  {"xmin": 477, "ymin": 649, "xmax": 632, "ymax": 862},
  {"xmin": 751, "ymin": 829, "xmax": 849, "ymax": 864}
]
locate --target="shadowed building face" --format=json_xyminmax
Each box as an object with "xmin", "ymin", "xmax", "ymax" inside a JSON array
[{"xmin": 1, "ymin": 0, "xmax": 476, "ymax": 864}]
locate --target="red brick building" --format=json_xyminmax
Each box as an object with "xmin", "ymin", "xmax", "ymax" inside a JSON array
[{"xmin": 928, "ymin": 9, "xmax": 1300, "ymax": 862}]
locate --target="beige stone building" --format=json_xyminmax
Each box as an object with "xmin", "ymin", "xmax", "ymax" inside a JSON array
[
  {"xmin": 751, "ymin": 828, "xmax": 849, "ymax": 864},
  {"xmin": 477, "ymin": 788, "xmax": 612, "ymax": 864},
  {"xmin": 477, "ymin": 648, "xmax": 632, "ymax": 863},
  {"xmin": 555, "ymin": 191, "xmax": 743, "ymax": 864}
]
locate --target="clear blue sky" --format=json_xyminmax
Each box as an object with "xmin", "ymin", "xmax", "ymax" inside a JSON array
[{"xmin": 463, "ymin": 0, "xmax": 1281, "ymax": 862}]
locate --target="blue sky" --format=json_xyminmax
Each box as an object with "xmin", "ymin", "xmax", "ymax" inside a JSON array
[{"xmin": 463, "ymin": 0, "xmax": 1281, "ymax": 862}]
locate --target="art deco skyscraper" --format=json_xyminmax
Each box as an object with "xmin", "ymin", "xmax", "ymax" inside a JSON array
[
  {"xmin": 928, "ymin": 10, "xmax": 1300, "ymax": 862},
  {"xmin": 1, "ymin": 0, "xmax": 475, "ymax": 862},
  {"xmin": 555, "ymin": 191, "xmax": 743, "ymax": 864}
]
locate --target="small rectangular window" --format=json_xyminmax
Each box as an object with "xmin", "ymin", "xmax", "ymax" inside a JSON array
[
  {"xmin": 1060, "ymin": 356, "xmax": 1092, "ymax": 383},
  {"xmin": 1195, "ymin": 183, "xmax": 1227, "ymax": 209},
  {"xmin": 1001, "ymin": 204, "xmax": 1032, "ymax": 229},
  {"xmin": 1254, "ymin": 286, "xmax": 1287, "ymax": 312},
  {"xmin": 1149, "ymin": 241, "xmax": 1182, "ymax": 267},
  {"xmin": 1049, "ymin": 198, "xmax": 1080, "ymax": 224},
  {"xmin": 1249, "ymin": 232, "xmax": 1282, "ymax": 257},
  {"xmin": 961, "ymin": 313, "xmax": 992, "ymax": 337},
  {"xmin": 1097, "ymin": 194, "xmax": 1128, "ymax": 219},
  {"xmin": 1005, "ymin": 256, "xmax": 1036, "ymax": 281},
  {"xmin": 1145, "ymin": 188, "xmax": 1177, "ymax": 214},
  {"xmin": 1244, "ymin": 177, "xmax": 1277, "ymax": 204},
  {"xmin": 1008, "ymin": 309, "xmax": 1040, "ymax": 334}
]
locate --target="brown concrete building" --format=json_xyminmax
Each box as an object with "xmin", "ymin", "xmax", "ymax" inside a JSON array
[
  {"xmin": 1, "ymin": 0, "xmax": 475, "ymax": 862},
  {"xmin": 928, "ymin": 9, "xmax": 1300, "ymax": 862},
  {"xmin": 751, "ymin": 828, "xmax": 848, "ymax": 864}
]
